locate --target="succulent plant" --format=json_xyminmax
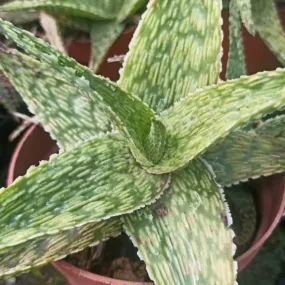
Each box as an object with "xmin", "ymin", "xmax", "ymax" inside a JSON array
[{"xmin": 1, "ymin": 0, "xmax": 285, "ymax": 284}]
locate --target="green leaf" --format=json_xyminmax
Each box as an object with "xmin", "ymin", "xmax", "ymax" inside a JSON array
[
  {"xmin": 227, "ymin": 0, "xmax": 246, "ymax": 80},
  {"xmin": 146, "ymin": 69, "xmax": 285, "ymax": 174},
  {"xmin": 256, "ymin": 115, "xmax": 285, "ymax": 138},
  {"xmin": 0, "ymin": 134, "xmax": 169, "ymax": 255},
  {"xmin": 0, "ymin": 0, "xmax": 125, "ymax": 20},
  {"xmin": 0, "ymin": 70, "xmax": 20, "ymax": 113},
  {"xmin": 225, "ymin": 184, "xmax": 258, "ymax": 257},
  {"xmin": 9, "ymin": 264, "xmax": 69, "ymax": 285},
  {"xmin": 251, "ymin": 0, "xmax": 285, "ymax": 65},
  {"xmin": 55, "ymin": 15, "xmax": 91, "ymax": 32},
  {"xmin": 0, "ymin": 218, "xmax": 122, "ymax": 278},
  {"xmin": 236, "ymin": 0, "xmax": 255, "ymax": 35},
  {"xmin": 204, "ymin": 131, "xmax": 285, "ymax": 186},
  {"xmin": 0, "ymin": 11, "xmax": 39, "ymax": 25},
  {"xmin": 0, "ymin": 19, "xmax": 166, "ymax": 165},
  {"xmin": 118, "ymin": 0, "xmax": 222, "ymax": 111},
  {"xmin": 117, "ymin": 0, "xmax": 146, "ymax": 22},
  {"xmin": 0, "ymin": 50, "xmax": 110, "ymax": 150},
  {"xmin": 89, "ymin": 21, "xmax": 124, "ymax": 72},
  {"xmin": 39, "ymin": 12, "xmax": 66, "ymax": 54},
  {"xmin": 124, "ymin": 159, "xmax": 236, "ymax": 285}
]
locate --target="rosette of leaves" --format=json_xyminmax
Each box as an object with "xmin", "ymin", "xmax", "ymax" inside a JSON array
[
  {"xmin": 0, "ymin": 0, "xmax": 147, "ymax": 72},
  {"xmin": 2, "ymin": 0, "xmax": 285, "ymax": 284}
]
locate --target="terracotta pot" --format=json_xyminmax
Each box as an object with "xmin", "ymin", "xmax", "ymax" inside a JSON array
[{"xmin": 6, "ymin": 9, "xmax": 285, "ymax": 284}]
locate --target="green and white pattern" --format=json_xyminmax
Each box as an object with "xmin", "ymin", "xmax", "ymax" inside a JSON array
[{"xmin": 1, "ymin": 0, "xmax": 285, "ymax": 283}]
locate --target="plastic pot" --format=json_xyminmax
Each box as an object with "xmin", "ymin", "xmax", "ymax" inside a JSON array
[{"xmin": 6, "ymin": 9, "xmax": 285, "ymax": 284}]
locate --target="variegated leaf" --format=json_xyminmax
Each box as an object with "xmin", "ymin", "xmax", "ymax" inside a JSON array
[
  {"xmin": 227, "ymin": 0, "xmax": 246, "ymax": 80},
  {"xmin": 89, "ymin": 21, "xmax": 124, "ymax": 72},
  {"xmin": 147, "ymin": 69, "xmax": 285, "ymax": 174},
  {"xmin": 251, "ymin": 0, "xmax": 285, "ymax": 65},
  {"xmin": 236, "ymin": 0, "xmax": 255, "ymax": 35},
  {"xmin": 0, "ymin": 218, "xmax": 122, "ymax": 278},
  {"xmin": 0, "ymin": 20, "xmax": 166, "ymax": 165},
  {"xmin": 0, "ymin": 134, "xmax": 169, "ymax": 258},
  {"xmin": 256, "ymin": 115, "xmax": 285, "ymax": 138},
  {"xmin": 0, "ymin": 50, "xmax": 110, "ymax": 150},
  {"xmin": 124, "ymin": 159, "xmax": 235, "ymax": 285},
  {"xmin": 204, "ymin": 131, "xmax": 285, "ymax": 186},
  {"xmin": 0, "ymin": 0, "xmax": 125, "ymax": 21},
  {"xmin": 118, "ymin": 0, "xmax": 222, "ymax": 111}
]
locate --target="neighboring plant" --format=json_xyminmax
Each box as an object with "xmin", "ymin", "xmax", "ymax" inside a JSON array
[
  {"xmin": 0, "ymin": 0, "xmax": 147, "ymax": 72},
  {"xmin": 2, "ymin": 1, "xmax": 285, "ymax": 284},
  {"xmin": 237, "ymin": 223, "xmax": 285, "ymax": 284}
]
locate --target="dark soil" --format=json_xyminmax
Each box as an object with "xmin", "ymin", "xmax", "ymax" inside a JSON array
[{"xmin": 66, "ymin": 232, "xmax": 152, "ymax": 282}]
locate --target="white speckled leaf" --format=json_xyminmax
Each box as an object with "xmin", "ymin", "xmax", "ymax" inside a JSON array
[
  {"xmin": 227, "ymin": 0, "xmax": 246, "ymax": 80},
  {"xmin": 204, "ymin": 131, "xmax": 285, "ymax": 186},
  {"xmin": 251, "ymin": 0, "xmax": 285, "ymax": 65},
  {"xmin": 146, "ymin": 69, "xmax": 285, "ymax": 174},
  {"xmin": 0, "ymin": 0, "xmax": 125, "ymax": 20},
  {"xmin": 0, "ymin": 20, "xmax": 166, "ymax": 165},
  {"xmin": 124, "ymin": 159, "xmax": 235, "ymax": 285},
  {"xmin": 90, "ymin": 21, "xmax": 124, "ymax": 72},
  {"xmin": 0, "ymin": 50, "xmax": 110, "ymax": 150},
  {"xmin": 0, "ymin": 218, "xmax": 123, "ymax": 278},
  {"xmin": 0, "ymin": 134, "xmax": 169, "ymax": 256},
  {"xmin": 119, "ymin": 0, "xmax": 222, "ymax": 112}
]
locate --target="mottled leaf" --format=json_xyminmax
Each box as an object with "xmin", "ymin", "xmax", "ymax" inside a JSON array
[
  {"xmin": 147, "ymin": 69, "xmax": 285, "ymax": 174},
  {"xmin": 89, "ymin": 21, "xmax": 124, "ymax": 72},
  {"xmin": 124, "ymin": 159, "xmax": 235, "ymax": 285},
  {"xmin": 251, "ymin": 0, "xmax": 285, "ymax": 65},
  {"xmin": 0, "ymin": 0, "xmax": 125, "ymax": 20},
  {"xmin": 256, "ymin": 115, "xmax": 285, "ymax": 138},
  {"xmin": 0, "ymin": 218, "xmax": 122, "ymax": 278},
  {"xmin": 0, "ymin": 134, "xmax": 169, "ymax": 257},
  {"xmin": 0, "ymin": 50, "xmax": 110, "ymax": 150},
  {"xmin": 227, "ymin": 0, "xmax": 246, "ymax": 80},
  {"xmin": 204, "ymin": 131, "xmax": 285, "ymax": 186},
  {"xmin": 0, "ymin": 20, "xmax": 166, "ymax": 165},
  {"xmin": 236, "ymin": 0, "xmax": 255, "ymax": 35},
  {"xmin": 119, "ymin": 0, "xmax": 222, "ymax": 111}
]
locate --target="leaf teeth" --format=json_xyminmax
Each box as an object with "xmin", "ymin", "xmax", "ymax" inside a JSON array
[
  {"xmin": 145, "ymin": 68, "xmax": 285, "ymax": 174},
  {"xmin": 204, "ymin": 131, "xmax": 285, "ymax": 187},
  {"xmin": 119, "ymin": 0, "xmax": 222, "ymax": 112},
  {"xmin": 124, "ymin": 159, "xmax": 236, "ymax": 284},
  {"xmin": 0, "ymin": 134, "xmax": 168, "ymax": 253}
]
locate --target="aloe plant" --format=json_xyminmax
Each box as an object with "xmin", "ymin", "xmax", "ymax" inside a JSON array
[{"xmin": 1, "ymin": 0, "xmax": 285, "ymax": 284}]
